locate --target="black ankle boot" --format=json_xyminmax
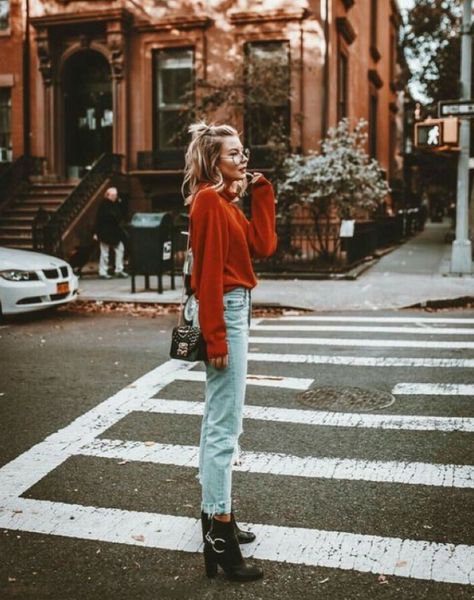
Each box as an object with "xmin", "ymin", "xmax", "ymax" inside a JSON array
[
  {"xmin": 201, "ymin": 511, "xmax": 256, "ymax": 544},
  {"xmin": 203, "ymin": 517, "xmax": 263, "ymax": 582}
]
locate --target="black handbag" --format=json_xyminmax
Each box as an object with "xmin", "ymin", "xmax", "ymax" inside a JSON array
[
  {"xmin": 170, "ymin": 324, "xmax": 207, "ymax": 361},
  {"xmin": 169, "ymin": 226, "xmax": 207, "ymax": 362}
]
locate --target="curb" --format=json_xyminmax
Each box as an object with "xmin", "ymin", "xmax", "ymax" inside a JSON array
[{"xmin": 405, "ymin": 296, "xmax": 474, "ymax": 310}]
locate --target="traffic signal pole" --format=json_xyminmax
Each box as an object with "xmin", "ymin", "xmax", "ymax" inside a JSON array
[{"xmin": 451, "ymin": 0, "xmax": 473, "ymax": 274}]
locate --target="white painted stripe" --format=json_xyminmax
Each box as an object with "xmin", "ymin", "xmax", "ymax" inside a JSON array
[
  {"xmin": 249, "ymin": 336, "xmax": 474, "ymax": 349},
  {"xmin": 0, "ymin": 359, "xmax": 195, "ymax": 499},
  {"xmin": 253, "ymin": 324, "xmax": 474, "ymax": 336},
  {"xmin": 139, "ymin": 397, "xmax": 474, "ymax": 433},
  {"xmin": 77, "ymin": 438, "xmax": 474, "ymax": 489},
  {"xmin": 264, "ymin": 316, "xmax": 474, "ymax": 324},
  {"xmin": 1, "ymin": 498, "xmax": 472, "ymax": 585},
  {"xmin": 393, "ymin": 383, "xmax": 474, "ymax": 396},
  {"xmin": 176, "ymin": 370, "xmax": 313, "ymax": 390},
  {"xmin": 247, "ymin": 352, "xmax": 474, "ymax": 368}
]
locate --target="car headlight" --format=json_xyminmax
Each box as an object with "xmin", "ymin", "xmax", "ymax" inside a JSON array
[{"xmin": 0, "ymin": 270, "xmax": 40, "ymax": 281}]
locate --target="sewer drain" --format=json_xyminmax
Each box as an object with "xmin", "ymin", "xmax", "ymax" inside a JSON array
[{"xmin": 298, "ymin": 386, "xmax": 395, "ymax": 412}]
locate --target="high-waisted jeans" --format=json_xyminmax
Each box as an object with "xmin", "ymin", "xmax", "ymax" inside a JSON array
[{"xmin": 194, "ymin": 287, "xmax": 251, "ymax": 516}]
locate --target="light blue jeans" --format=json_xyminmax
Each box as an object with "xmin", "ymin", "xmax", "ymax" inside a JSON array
[{"xmin": 194, "ymin": 287, "xmax": 251, "ymax": 516}]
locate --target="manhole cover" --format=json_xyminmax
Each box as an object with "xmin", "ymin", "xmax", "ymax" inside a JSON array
[{"xmin": 298, "ymin": 386, "xmax": 395, "ymax": 412}]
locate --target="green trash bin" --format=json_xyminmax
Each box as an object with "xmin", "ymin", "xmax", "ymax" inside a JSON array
[{"xmin": 128, "ymin": 212, "xmax": 175, "ymax": 294}]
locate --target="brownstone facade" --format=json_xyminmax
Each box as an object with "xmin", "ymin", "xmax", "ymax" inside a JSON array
[{"xmin": 1, "ymin": 0, "xmax": 404, "ymax": 212}]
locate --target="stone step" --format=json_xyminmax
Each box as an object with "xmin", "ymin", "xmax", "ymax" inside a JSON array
[
  {"xmin": 0, "ymin": 238, "xmax": 34, "ymax": 249},
  {"xmin": 0, "ymin": 226, "xmax": 34, "ymax": 239},
  {"xmin": 20, "ymin": 199, "xmax": 64, "ymax": 208},
  {"xmin": 0, "ymin": 216, "xmax": 37, "ymax": 226}
]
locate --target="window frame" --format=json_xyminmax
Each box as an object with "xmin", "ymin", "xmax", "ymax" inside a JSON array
[
  {"xmin": 152, "ymin": 46, "xmax": 195, "ymax": 164},
  {"xmin": 0, "ymin": 0, "xmax": 10, "ymax": 33},
  {"xmin": 337, "ymin": 40, "xmax": 349, "ymax": 122},
  {"xmin": 369, "ymin": 89, "xmax": 378, "ymax": 159},
  {"xmin": 0, "ymin": 86, "xmax": 12, "ymax": 162},
  {"xmin": 243, "ymin": 39, "xmax": 291, "ymax": 158}
]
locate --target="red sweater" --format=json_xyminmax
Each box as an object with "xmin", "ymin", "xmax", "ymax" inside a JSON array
[{"xmin": 190, "ymin": 177, "xmax": 277, "ymax": 358}]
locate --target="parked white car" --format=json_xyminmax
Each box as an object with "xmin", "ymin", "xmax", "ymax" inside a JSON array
[{"xmin": 0, "ymin": 246, "xmax": 79, "ymax": 315}]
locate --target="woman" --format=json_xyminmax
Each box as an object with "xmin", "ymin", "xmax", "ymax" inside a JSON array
[{"xmin": 183, "ymin": 122, "xmax": 277, "ymax": 582}]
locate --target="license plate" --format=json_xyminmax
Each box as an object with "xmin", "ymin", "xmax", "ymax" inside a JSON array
[{"xmin": 57, "ymin": 282, "xmax": 70, "ymax": 294}]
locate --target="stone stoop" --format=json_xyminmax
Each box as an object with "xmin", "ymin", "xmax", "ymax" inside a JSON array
[{"xmin": 0, "ymin": 181, "xmax": 77, "ymax": 250}]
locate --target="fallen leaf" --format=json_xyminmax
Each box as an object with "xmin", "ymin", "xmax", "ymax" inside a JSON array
[{"xmin": 132, "ymin": 534, "xmax": 145, "ymax": 542}]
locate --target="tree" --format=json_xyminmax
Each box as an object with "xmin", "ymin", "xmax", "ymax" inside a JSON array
[
  {"xmin": 279, "ymin": 119, "xmax": 390, "ymax": 263},
  {"xmin": 401, "ymin": 0, "xmax": 461, "ymax": 109}
]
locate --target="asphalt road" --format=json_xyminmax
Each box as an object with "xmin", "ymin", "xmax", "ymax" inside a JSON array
[{"xmin": 0, "ymin": 304, "xmax": 473, "ymax": 600}]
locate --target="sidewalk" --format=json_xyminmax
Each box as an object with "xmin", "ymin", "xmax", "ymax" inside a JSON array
[{"xmin": 76, "ymin": 220, "xmax": 474, "ymax": 311}]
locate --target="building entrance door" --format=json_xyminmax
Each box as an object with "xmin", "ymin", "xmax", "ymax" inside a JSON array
[{"xmin": 63, "ymin": 50, "xmax": 112, "ymax": 179}]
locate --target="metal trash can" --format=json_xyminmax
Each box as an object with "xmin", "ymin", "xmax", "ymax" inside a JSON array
[{"xmin": 128, "ymin": 212, "xmax": 175, "ymax": 294}]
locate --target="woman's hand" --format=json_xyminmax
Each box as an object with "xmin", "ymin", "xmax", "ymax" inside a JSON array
[
  {"xmin": 246, "ymin": 171, "xmax": 264, "ymax": 185},
  {"xmin": 209, "ymin": 354, "xmax": 228, "ymax": 370}
]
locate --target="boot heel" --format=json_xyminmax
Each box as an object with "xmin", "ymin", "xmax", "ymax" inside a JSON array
[{"xmin": 204, "ymin": 546, "xmax": 218, "ymax": 578}]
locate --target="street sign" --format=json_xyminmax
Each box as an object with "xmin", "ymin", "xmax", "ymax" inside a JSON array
[{"xmin": 438, "ymin": 99, "xmax": 474, "ymax": 117}]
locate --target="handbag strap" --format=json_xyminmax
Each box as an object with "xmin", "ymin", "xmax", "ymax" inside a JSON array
[{"xmin": 177, "ymin": 221, "xmax": 191, "ymax": 327}]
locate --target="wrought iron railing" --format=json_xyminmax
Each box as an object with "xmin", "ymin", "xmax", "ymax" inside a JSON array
[
  {"xmin": 0, "ymin": 155, "xmax": 45, "ymax": 214},
  {"xmin": 42, "ymin": 153, "xmax": 122, "ymax": 257}
]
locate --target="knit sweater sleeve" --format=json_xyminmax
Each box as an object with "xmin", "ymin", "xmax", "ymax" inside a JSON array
[
  {"xmin": 190, "ymin": 189, "xmax": 229, "ymax": 358},
  {"xmin": 246, "ymin": 176, "xmax": 278, "ymax": 258}
]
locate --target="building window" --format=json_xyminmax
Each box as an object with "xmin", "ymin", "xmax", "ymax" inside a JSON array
[
  {"xmin": 244, "ymin": 41, "xmax": 290, "ymax": 149},
  {"xmin": 370, "ymin": 0, "xmax": 380, "ymax": 61},
  {"xmin": 153, "ymin": 48, "xmax": 194, "ymax": 153},
  {"xmin": 389, "ymin": 116, "xmax": 398, "ymax": 180},
  {"xmin": 369, "ymin": 93, "xmax": 378, "ymax": 158},
  {"xmin": 0, "ymin": 0, "xmax": 9, "ymax": 31},
  {"xmin": 0, "ymin": 88, "xmax": 12, "ymax": 162},
  {"xmin": 337, "ymin": 50, "xmax": 348, "ymax": 121}
]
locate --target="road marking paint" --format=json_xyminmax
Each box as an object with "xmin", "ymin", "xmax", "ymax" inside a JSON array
[
  {"xmin": 262, "ymin": 316, "xmax": 474, "ymax": 324},
  {"xmin": 247, "ymin": 352, "xmax": 474, "ymax": 368},
  {"xmin": 176, "ymin": 370, "xmax": 313, "ymax": 390},
  {"xmin": 249, "ymin": 336, "xmax": 474, "ymax": 349},
  {"xmin": 78, "ymin": 438, "xmax": 474, "ymax": 489},
  {"xmin": 253, "ymin": 324, "xmax": 474, "ymax": 336},
  {"xmin": 393, "ymin": 383, "xmax": 474, "ymax": 396},
  {"xmin": 137, "ymin": 397, "xmax": 474, "ymax": 432},
  {"xmin": 0, "ymin": 360, "xmax": 194, "ymax": 499},
  {"xmin": 1, "ymin": 498, "xmax": 472, "ymax": 585}
]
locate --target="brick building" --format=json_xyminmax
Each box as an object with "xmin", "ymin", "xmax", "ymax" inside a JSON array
[{"xmin": 0, "ymin": 0, "xmax": 405, "ymax": 252}]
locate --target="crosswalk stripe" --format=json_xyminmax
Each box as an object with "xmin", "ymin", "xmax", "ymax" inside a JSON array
[
  {"xmin": 247, "ymin": 352, "xmax": 474, "ymax": 368},
  {"xmin": 176, "ymin": 370, "xmax": 313, "ymax": 390},
  {"xmin": 138, "ymin": 398, "xmax": 474, "ymax": 432},
  {"xmin": 77, "ymin": 438, "xmax": 474, "ymax": 489},
  {"xmin": 262, "ymin": 316, "xmax": 474, "ymax": 324},
  {"xmin": 393, "ymin": 383, "xmax": 474, "ymax": 396},
  {"xmin": 1, "ymin": 498, "xmax": 472, "ymax": 585},
  {"xmin": 253, "ymin": 324, "xmax": 474, "ymax": 335},
  {"xmin": 249, "ymin": 336, "xmax": 474, "ymax": 349}
]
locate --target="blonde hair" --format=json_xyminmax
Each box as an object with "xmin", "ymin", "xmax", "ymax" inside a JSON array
[{"xmin": 182, "ymin": 121, "xmax": 247, "ymax": 205}]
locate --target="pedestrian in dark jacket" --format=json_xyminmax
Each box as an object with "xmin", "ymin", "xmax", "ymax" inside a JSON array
[{"xmin": 93, "ymin": 187, "xmax": 128, "ymax": 279}]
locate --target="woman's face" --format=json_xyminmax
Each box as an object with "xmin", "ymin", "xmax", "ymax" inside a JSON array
[{"xmin": 218, "ymin": 135, "xmax": 249, "ymax": 185}]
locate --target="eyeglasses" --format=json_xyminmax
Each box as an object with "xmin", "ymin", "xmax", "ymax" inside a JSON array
[{"xmin": 220, "ymin": 148, "xmax": 250, "ymax": 166}]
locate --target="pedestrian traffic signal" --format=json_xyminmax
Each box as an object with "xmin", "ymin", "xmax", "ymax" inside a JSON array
[
  {"xmin": 415, "ymin": 120, "xmax": 443, "ymax": 148},
  {"xmin": 414, "ymin": 118, "xmax": 459, "ymax": 150}
]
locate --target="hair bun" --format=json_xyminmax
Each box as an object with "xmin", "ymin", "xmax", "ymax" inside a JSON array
[{"xmin": 188, "ymin": 121, "xmax": 212, "ymax": 138}]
